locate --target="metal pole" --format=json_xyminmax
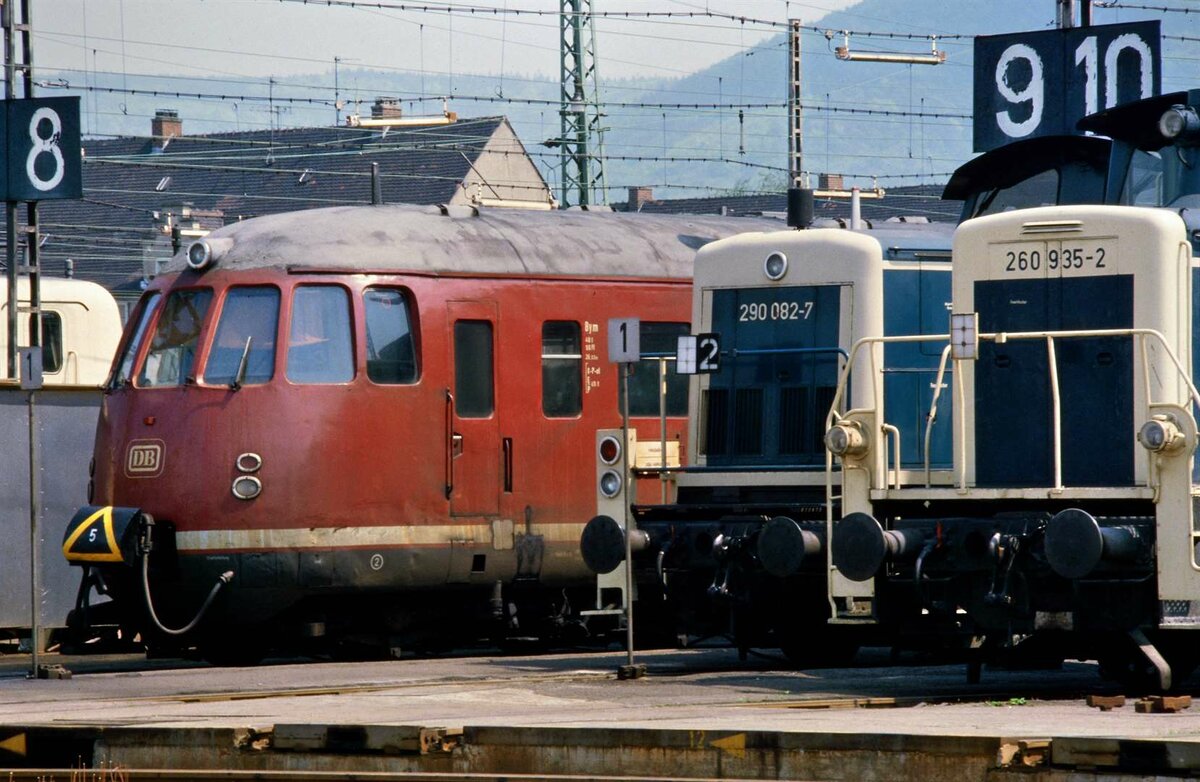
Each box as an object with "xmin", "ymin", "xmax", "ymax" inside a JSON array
[
  {"xmin": 621, "ymin": 362, "xmax": 634, "ymax": 667},
  {"xmin": 5, "ymin": 0, "xmax": 16, "ymax": 380},
  {"xmin": 788, "ymin": 19, "xmax": 804, "ymax": 188},
  {"xmin": 28, "ymin": 388, "xmax": 38, "ymax": 676},
  {"xmin": 1058, "ymin": 0, "xmax": 1076, "ymax": 28},
  {"xmin": 20, "ymin": 0, "xmax": 41, "ymax": 678},
  {"xmin": 659, "ymin": 358, "xmax": 667, "ymax": 504}
]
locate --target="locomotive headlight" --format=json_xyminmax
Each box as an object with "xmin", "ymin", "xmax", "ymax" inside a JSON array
[
  {"xmin": 764, "ymin": 252, "xmax": 788, "ymax": 281},
  {"xmin": 599, "ymin": 469, "xmax": 623, "ymax": 498},
  {"xmin": 186, "ymin": 237, "xmax": 232, "ymax": 271},
  {"xmin": 598, "ymin": 434, "xmax": 622, "ymax": 465},
  {"xmin": 825, "ymin": 420, "xmax": 867, "ymax": 457},
  {"xmin": 1138, "ymin": 416, "xmax": 1185, "ymax": 454},
  {"xmin": 1159, "ymin": 106, "xmax": 1200, "ymax": 143}
]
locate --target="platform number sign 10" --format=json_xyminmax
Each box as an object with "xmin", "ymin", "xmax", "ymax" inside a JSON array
[
  {"xmin": 973, "ymin": 20, "xmax": 1160, "ymax": 152},
  {"xmin": 2, "ymin": 97, "xmax": 83, "ymax": 201}
]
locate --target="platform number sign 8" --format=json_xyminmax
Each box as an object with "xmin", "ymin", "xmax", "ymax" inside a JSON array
[
  {"xmin": 973, "ymin": 21, "xmax": 1160, "ymax": 152},
  {"xmin": 3, "ymin": 97, "xmax": 82, "ymax": 201}
]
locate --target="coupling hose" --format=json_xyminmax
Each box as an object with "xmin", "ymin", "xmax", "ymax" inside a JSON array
[{"xmin": 141, "ymin": 554, "xmax": 234, "ymax": 636}]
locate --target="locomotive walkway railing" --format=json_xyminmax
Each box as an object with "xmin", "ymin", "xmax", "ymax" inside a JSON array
[{"xmin": 825, "ymin": 327, "xmax": 1200, "ymax": 501}]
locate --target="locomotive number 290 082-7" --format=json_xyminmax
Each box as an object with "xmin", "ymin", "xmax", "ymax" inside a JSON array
[{"xmin": 738, "ymin": 301, "xmax": 814, "ymax": 322}]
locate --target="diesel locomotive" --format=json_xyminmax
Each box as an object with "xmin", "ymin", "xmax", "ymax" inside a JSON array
[
  {"xmin": 578, "ymin": 130, "xmax": 1130, "ymax": 662},
  {"xmin": 580, "ymin": 212, "xmax": 955, "ymax": 661},
  {"xmin": 826, "ymin": 90, "xmax": 1200, "ymax": 689},
  {"xmin": 60, "ymin": 204, "xmax": 774, "ymax": 662}
]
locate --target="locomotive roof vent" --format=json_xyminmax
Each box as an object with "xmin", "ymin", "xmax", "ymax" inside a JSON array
[{"xmin": 186, "ymin": 237, "xmax": 232, "ymax": 272}]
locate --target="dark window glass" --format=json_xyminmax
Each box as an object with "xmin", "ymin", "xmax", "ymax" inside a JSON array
[
  {"xmin": 34, "ymin": 311, "xmax": 63, "ymax": 374},
  {"xmin": 454, "ymin": 320, "xmax": 493, "ymax": 417},
  {"xmin": 975, "ymin": 169, "xmax": 1060, "ymax": 217},
  {"xmin": 138, "ymin": 289, "xmax": 212, "ymax": 387},
  {"xmin": 112, "ymin": 292, "xmax": 160, "ymax": 388},
  {"xmin": 619, "ymin": 322, "xmax": 689, "ymax": 416},
  {"xmin": 364, "ymin": 288, "xmax": 417, "ymax": 384},
  {"xmin": 287, "ymin": 286, "xmax": 354, "ymax": 384},
  {"xmin": 204, "ymin": 287, "xmax": 280, "ymax": 385},
  {"xmin": 542, "ymin": 321, "xmax": 581, "ymax": 417}
]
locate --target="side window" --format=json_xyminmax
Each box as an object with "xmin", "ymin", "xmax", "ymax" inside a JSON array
[
  {"xmin": 542, "ymin": 321, "xmax": 582, "ymax": 417},
  {"xmin": 287, "ymin": 285, "xmax": 354, "ymax": 384},
  {"xmin": 204, "ymin": 286, "xmax": 280, "ymax": 386},
  {"xmin": 454, "ymin": 320, "xmax": 494, "ymax": 417},
  {"xmin": 34, "ymin": 311, "xmax": 63, "ymax": 374},
  {"xmin": 619, "ymin": 321, "xmax": 689, "ymax": 416},
  {"xmin": 1122, "ymin": 149, "xmax": 1164, "ymax": 207},
  {"xmin": 137, "ymin": 289, "xmax": 212, "ymax": 387},
  {"xmin": 364, "ymin": 288, "xmax": 417, "ymax": 384},
  {"xmin": 111, "ymin": 292, "xmax": 161, "ymax": 387}
]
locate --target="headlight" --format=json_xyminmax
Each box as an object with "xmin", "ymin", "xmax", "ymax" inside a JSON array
[
  {"xmin": 1138, "ymin": 417, "xmax": 1184, "ymax": 453},
  {"xmin": 825, "ymin": 421, "xmax": 867, "ymax": 457},
  {"xmin": 599, "ymin": 469, "xmax": 623, "ymax": 498},
  {"xmin": 764, "ymin": 252, "xmax": 788, "ymax": 281},
  {"xmin": 1159, "ymin": 106, "xmax": 1200, "ymax": 143}
]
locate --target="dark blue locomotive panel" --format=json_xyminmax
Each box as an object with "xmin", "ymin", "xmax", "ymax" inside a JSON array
[
  {"xmin": 703, "ymin": 285, "xmax": 841, "ymax": 467},
  {"xmin": 882, "ymin": 268, "xmax": 953, "ymax": 470},
  {"xmin": 974, "ymin": 274, "xmax": 1134, "ymax": 487}
]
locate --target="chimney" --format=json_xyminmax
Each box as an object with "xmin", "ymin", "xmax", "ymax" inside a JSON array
[
  {"xmin": 628, "ymin": 186, "xmax": 653, "ymax": 211},
  {"xmin": 152, "ymin": 109, "xmax": 182, "ymax": 141},
  {"xmin": 371, "ymin": 97, "xmax": 403, "ymax": 120},
  {"xmin": 818, "ymin": 173, "xmax": 844, "ymax": 191}
]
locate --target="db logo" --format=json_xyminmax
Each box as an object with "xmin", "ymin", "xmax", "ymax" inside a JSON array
[{"xmin": 125, "ymin": 440, "xmax": 164, "ymax": 477}]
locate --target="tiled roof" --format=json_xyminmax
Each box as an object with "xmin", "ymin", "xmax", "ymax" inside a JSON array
[{"xmin": 12, "ymin": 117, "xmax": 522, "ymax": 290}]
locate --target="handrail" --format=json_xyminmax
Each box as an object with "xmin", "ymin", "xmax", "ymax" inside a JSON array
[
  {"xmin": 923, "ymin": 344, "xmax": 953, "ymax": 488},
  {"xmin": 826, "ymin": 327, "xmax": 1200, "ymax": 499},
  {"xmin": 1046, "ymin": 336, "xmax": 1063, "ymax": 492},
  {"xmin": 444, "ymin": 388, "xmax": 455, "ymax": 500}
]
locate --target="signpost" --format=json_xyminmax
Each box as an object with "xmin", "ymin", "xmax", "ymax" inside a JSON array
[
  {"xmin": 607, "ymin": 318, "xmax": 642, "ymax": 677},
  {"xmin": 973, "ymin": 20, "xmax": 1160, "ymax": 151}
]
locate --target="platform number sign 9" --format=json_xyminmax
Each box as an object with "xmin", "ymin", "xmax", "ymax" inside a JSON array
[
  {"xmin": 973, "ymin": 21, "xmax": 1160, "ymax": 152},
  {"xmin": 2, "ymin": 97, "xmax": 83, "ymax": 201}
]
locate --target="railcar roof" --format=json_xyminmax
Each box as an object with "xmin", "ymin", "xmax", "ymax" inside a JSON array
[{"xmin": 165, "ymin": 204, "xmax": 780, "ymax": 279}]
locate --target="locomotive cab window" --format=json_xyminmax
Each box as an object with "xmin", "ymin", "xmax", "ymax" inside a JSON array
[
  {"xmin": 542, "ymin": 321, "xmax": 582, "ymax": 417},
  {"xmin": 204, "ymin": 286, "xmax": 280, "ymax": 386},
  {"xmin": 111, "ymin": 292, "xmax": 161, "ymax": 388},
  {"xmin": 137, "ymin": 288, "xmax": 212, "ymax": 388},
  {"xmin": 619, "ymin": 321, "xmax": 689, "ymax": 417},
  {"xmin": 364, "ymin": 287, "xmax": 418, "ymax": 384},
  {"xmin": 454, "ymin": 320, "xmax": 494, "ymax": 417},
  {"xmin": 287, "ymin": 285, "xmax": 354, "ymax": 384},
  {"xmin": 33, "ymin": 311, "xmax": 63, "ymax": 374}
]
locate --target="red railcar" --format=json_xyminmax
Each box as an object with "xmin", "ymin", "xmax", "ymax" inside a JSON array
[{"xmin": 64, "ymin": 204, "xmax": 773, "ymax": 660}]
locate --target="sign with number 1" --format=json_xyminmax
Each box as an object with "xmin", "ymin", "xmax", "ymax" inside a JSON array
[
  {"xmin": 4, "ymin": 97, "xmax": 83, "ymax": 201},
  {"xmin": 608, "ymin": 318, "xmax": 640, "ymax": 363}
]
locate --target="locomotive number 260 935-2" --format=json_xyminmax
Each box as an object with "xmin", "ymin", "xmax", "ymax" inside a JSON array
[
  {"xmin": 996, "ymin": 242, "xmax": 1111, "ymax": 275},
  {"xmin": 738, "ymin": 301, "xmax": 814, "ymax": 322}
]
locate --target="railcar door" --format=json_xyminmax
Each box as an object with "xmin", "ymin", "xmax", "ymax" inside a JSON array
[{"xmin": 447, "ymin": 300, "xmax": 501, "ymax": 516}]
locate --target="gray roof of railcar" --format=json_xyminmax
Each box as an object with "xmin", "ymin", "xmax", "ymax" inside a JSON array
[{"xmin": 164, "ymin": 204, "xmax": 782, "ymax": 279}]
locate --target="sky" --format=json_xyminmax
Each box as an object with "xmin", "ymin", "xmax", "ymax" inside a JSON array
[{"xmin": 37, "ymin": 0, "xmax": 867, "ymax": 85}]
